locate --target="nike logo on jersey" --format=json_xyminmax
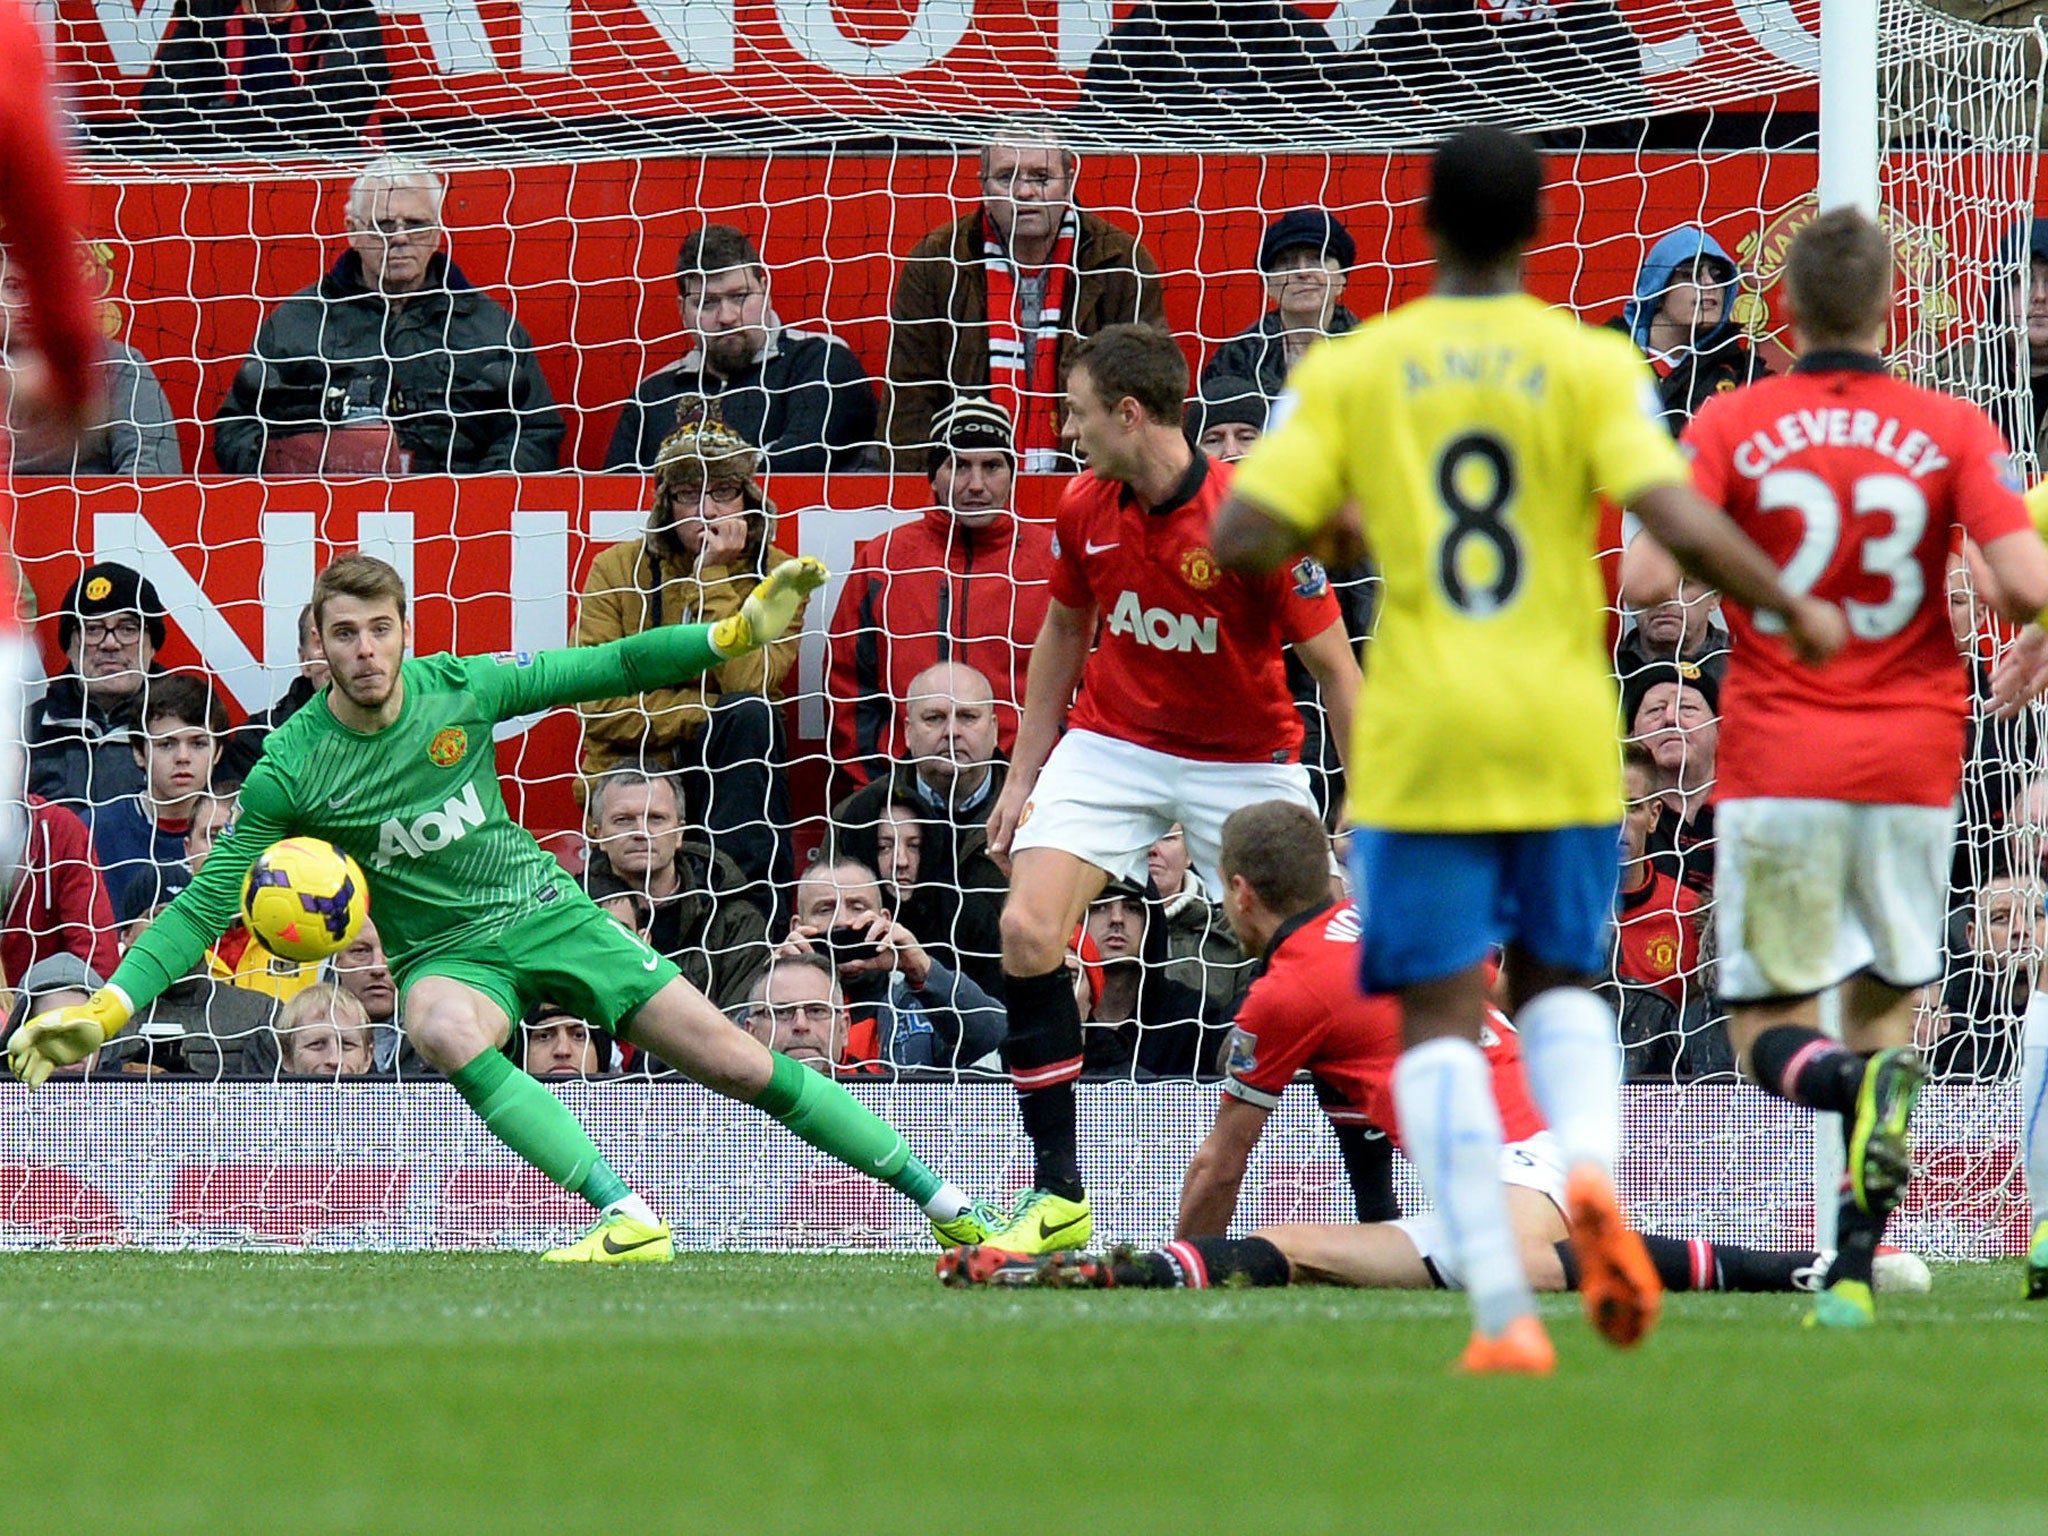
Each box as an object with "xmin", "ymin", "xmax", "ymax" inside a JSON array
[
  {"xmin": 1084, "ymin": 538, "xmax": 1119, "ymax": 555},
  {"xmin": 641, "ymin": 953, "xmax": 660, "ymax": 971},
  {"xmin": 600, "ymin": 1231, "xmax": 667, "ymax": 1256},
  {"xmin": 327, "ymin": 787, "xmax": 362, "ymax": 809},
  {"xmin": 1037, "ymin": 1211, "xmax": 1090, "ymax": 1243}
]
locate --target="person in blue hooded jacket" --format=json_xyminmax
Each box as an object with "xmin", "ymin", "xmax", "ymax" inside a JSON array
[{"xmin": 1608, "ymin": 225, "xmax": 1767, "ymax": 436}]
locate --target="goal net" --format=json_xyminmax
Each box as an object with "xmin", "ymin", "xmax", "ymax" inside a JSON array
[{"xmin": 3, "ymin": 0, "xmax": 2041, "ymax": 1258}]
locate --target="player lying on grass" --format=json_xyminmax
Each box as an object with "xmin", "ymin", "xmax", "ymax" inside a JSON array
[
  {"xmin": 6, "ymin": 553, "xmax": 997, "ymax": 1261},
  {"xmin": 1016, "ymin": 1226, "xmax": 1927, "ymax": 1296},
  {"xmin": 949, "ymin": 798, "xmax": 1928, "ymax": 1298},
  {"xmin": 1209, "ymin": 126, "xmax": 1845, "ymax": 1373}
]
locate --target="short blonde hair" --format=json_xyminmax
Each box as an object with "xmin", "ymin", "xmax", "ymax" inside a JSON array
[{"xmin": 279, "ymin": 982, "xmax": 370, "ymax": 1034}]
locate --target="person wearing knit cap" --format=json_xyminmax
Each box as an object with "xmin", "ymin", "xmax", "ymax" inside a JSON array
[
  {"xmin": 828, "ymin": 393, "xmax": 1054, "ymax": 792},
  {"xmin": 1183, "ymin": 374, "xmax": 1267, "ymax": 461},
  {"xmin": 1622, "ymin": 660, "xmax": 1719, "ymax": 895},
  {"xmin": 1202, "ymin": 209, "xmax": 1361, "ymax": 403},
  {"xmin": 26, "ymin": 560, "xmax": 170, "ymax": 816},
  {"xmin": 606, "ymin": 222, "xmax": 877, "ymax": 473},
  {"xmin": 577, "ymin": 398, "xmax": 806, "ymax": 918}
]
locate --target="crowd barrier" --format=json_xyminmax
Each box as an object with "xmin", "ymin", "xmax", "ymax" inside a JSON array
[{"xmin": 0, "ymin": 1081, "xmax": 2026, "ymax": 1260}]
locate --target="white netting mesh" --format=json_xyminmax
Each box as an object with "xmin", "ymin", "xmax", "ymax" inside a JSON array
[{"xmin": 5, "ymin": 0, "xmax": 2045, "ymax": 1254}]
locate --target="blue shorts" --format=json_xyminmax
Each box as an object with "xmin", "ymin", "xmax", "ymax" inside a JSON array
[{"xmin": 1348, "ymin": 824, "xmax": 1620, "ymax": 993}]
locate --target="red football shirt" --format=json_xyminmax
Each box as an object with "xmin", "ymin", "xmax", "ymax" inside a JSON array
[
  {"xmin": 1221, "ymin": 902, "xmax": 1545, "ymax": 1148},
  {"xmin": 1685, "ymin": 355, "xmax": 2032, "ymax": 804},
  {"xmin": 1614, "ymin": 864, "xmax": 1701, "ymax": 1006},
  {"xmin": 1047, "ymin": 453, "xmax": 1341, "ymax": 763}
]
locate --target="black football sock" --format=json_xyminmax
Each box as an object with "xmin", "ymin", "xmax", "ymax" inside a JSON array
[
  {"xmin": 1827, "ymin": 1193, "xmax": 1885, "ymax": 1290},
  {"xmin": 1120, "ymin": 1237, "xmax": 1291, "ymax": 1289},
  {"xmin": 1332, "ymin": 1122, "xmax": 1401, "ymax": 1224},
  {"xmin": 1635, "ymin": 1234, "xmax": 1814, "ymax": 1293},
  {"xmin": 1748, "ymin": 1024, "xmax": 1866, "ymax": 1115},
  {"xmin": 998, "ymin": 966, "xmax": 1086, "ymax": 1201}
]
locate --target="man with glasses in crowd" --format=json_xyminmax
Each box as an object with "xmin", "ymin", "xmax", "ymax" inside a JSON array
[
  {"xmin": 28, "ymin": 562, "xmax": 169, "ymax": 817},
  {"xmin": 212, "ymin": 154, "xmax": 564, "ymax": 475},
  {"xmin": 607, "ymin": 223, "xmax": 877, "ymax": 473},
  {"xmin": 885, "ymin": 137, "xmax": 1167, "ymax": 470}
]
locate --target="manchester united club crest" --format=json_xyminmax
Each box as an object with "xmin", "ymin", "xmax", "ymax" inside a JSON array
[
  {"xmin": 1645, "ymin": 932, "xmax": 1678, "ymax": 976},
  {"xmin": 1180, "ymin": 546, "xmax": 1220, "ymax": 592},
  {"xmin": 85, "ymin": 575, "xmax": 113, "ymax": 602},
  {"xmin": 428, "ymin": 726, "xmax": 468, "ymax": 768}
]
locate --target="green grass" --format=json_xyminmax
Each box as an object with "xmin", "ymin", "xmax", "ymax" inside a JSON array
[{"xmin": 0, "ymin": 1253, "xmax": 2040, "ymax": 1535}]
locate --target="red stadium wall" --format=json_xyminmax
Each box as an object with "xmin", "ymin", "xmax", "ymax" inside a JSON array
[
  {"xmin": 79, "ymin": 150, "xmax": 1820, "ymax": 473},
  {"xmin": 48, "ymin": 0, "xmax": 1817, "ymax": 124},
  {"xmin": 13, "ymin": 473, "xmax": 1065, "ymax": 837}
]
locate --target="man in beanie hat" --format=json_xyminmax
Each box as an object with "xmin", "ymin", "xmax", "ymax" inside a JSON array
[
  {"xmin": 577, "ymin": 399, "xmax": 805, "ymax": 917},
  {"xmin": 606, "ymin": 223, "xmax": 877, "ymax": 473},
  {"xmin": 1203, "ymin": 209, "xmax": 1361, "ymax": 403},
  {"xmin": 1622, "ymin": 660, "xmax": 1719, "ymax": 895},
  {"xmin": 828, "ymin": 394, "xmax": 1054, "ymax": 790},
  {"xmin": 26, "ymin": 560, "xmax": 169, "ymax": 815},
  {"xmin": 1183, "ymin": 374, "xmax": 1266, "ymax": 461}
]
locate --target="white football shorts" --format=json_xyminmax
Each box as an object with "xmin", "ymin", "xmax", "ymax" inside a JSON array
[
  {"xmin": 1008, "ymin": 727, "xmax": 1318, "ymax": 891},
  {"xmin": 1714, "ymin": 797, "xmax": 1953, "ymax": 1003},
  {"xmin": 1389, "ymin": 1130, "xmax": 1568, "ymax": 1292}
]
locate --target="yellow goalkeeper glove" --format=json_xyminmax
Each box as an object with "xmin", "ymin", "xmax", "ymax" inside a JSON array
[
  {"xmin": 709, "ymin": 556, "xmax": 829, "ymax": 659},
  {"xmin": 7, "ymin": 986, "xmax": 132, "ymax": 1090}
]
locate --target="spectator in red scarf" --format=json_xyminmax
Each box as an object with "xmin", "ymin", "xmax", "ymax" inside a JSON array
[{"xmin": 884, "ymin": 139, "xmax": 1166, "ymax": 470}]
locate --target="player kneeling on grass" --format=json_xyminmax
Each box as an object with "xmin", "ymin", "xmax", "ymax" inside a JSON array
[
  {"xmin": 953, "ymin": 799, "xmax": 1929, "ymax": 1301},
  {"xmin": 6, "ymin": 553, "xmax": 998, "ymax": 1260}
]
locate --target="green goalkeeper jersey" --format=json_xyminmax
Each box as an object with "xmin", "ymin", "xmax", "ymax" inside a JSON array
[{"xmin": 109, "ymin": 624, "xmax": 724, "ymax": 1009}]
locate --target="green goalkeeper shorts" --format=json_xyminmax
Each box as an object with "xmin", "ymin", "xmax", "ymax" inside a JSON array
[{"xmin": 394, "ymin": 874, "xmax": 682, "ymax": 1037}]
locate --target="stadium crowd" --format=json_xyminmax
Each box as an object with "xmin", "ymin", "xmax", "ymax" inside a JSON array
[{"xmin": 6, "ymin": 148, "xmax": 2044, "ymax": 1095}]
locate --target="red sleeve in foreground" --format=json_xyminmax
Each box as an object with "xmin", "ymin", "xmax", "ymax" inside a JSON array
[
  {"xmin": 1950, "ymin": 402, "xmax": 2033, "ymax": 548},
  {"xmin": 0, "ymin": 0, "xmax": 99, "ymax": 414}
]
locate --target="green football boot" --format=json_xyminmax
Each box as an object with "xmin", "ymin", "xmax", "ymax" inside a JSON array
[
  {"xmin": 543, "ymin": 1212, "xmax": 674, "ymax": 1264},
  {"xmin": 1846, "ymin": 1047, "xmax": 1928, "ymax": 1217}
]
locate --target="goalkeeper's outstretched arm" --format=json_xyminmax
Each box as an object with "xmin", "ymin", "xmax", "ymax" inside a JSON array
[
  {"xmin": 468, "ymin": 556, "xmax": 830, "ymax": 721},
  {"xmin": 7, "ymin": 765, "xmax": 292, "ymax": 1087}
]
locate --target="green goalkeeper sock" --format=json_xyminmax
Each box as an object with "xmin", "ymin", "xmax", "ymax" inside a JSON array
[
  {"xmin": 448, "ymin": 1048, "xmax": 629, "ymax": 1212},
  {"xmin": 752, "ymin": 1051, "xmax": 953, "ymax": 1212}
]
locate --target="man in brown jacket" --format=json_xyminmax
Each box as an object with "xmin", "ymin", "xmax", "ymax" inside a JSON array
[
  {"xmin": 577, "ymin": 406, "xmax": 805, "ymax": 918},
  {"xmin": 884, "ymin": 139, "xmax": 1167, "ymax": 471}
]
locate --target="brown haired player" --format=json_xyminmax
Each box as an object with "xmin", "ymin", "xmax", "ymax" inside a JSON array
[
  {"xmin": 1679, "ymin": 206, "xmax": 2048, "ymax": 1326},
  {"xmin": 939, "ymin": 323, "xmax": 1363, "ymax": 1272}
]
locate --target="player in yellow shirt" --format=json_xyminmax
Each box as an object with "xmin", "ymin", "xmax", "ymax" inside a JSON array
[{"xmin": 1212, "ymin": 126, "xmax": 1845, "ymax": 1373}]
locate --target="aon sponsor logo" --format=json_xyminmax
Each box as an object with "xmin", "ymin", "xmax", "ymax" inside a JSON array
[
  {"xmin": 1107, "ymin": 590, "xmax": 1218, "ymax": 654},
  {"xmin": 375, "ymin": 782, "xmax": 487, "ymax": 866}
]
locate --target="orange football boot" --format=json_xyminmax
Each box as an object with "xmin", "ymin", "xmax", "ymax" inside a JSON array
[
  {"xmin": 1457, "ymin": 1314, "xmax": 1556, "ymax": 1376},
  {"xmin": 1566, "ymin": 1165, "xmax": 1663, "ymax": 1349}
]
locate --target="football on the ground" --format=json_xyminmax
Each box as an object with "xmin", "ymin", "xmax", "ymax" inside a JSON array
[{"xmin": 241, "ymin": 838, "xmax": 370, "ymax": 962}]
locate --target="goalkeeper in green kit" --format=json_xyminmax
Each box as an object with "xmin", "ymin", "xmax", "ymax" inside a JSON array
[{"xmin": 7, "ymin": 553, "xmax": 1001, "ymax": 1261}]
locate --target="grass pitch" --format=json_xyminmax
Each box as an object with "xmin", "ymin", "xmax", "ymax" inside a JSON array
[{"xmin": 0, "ymin": 1252, "xmax": 2039, "ymax": 1535}]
